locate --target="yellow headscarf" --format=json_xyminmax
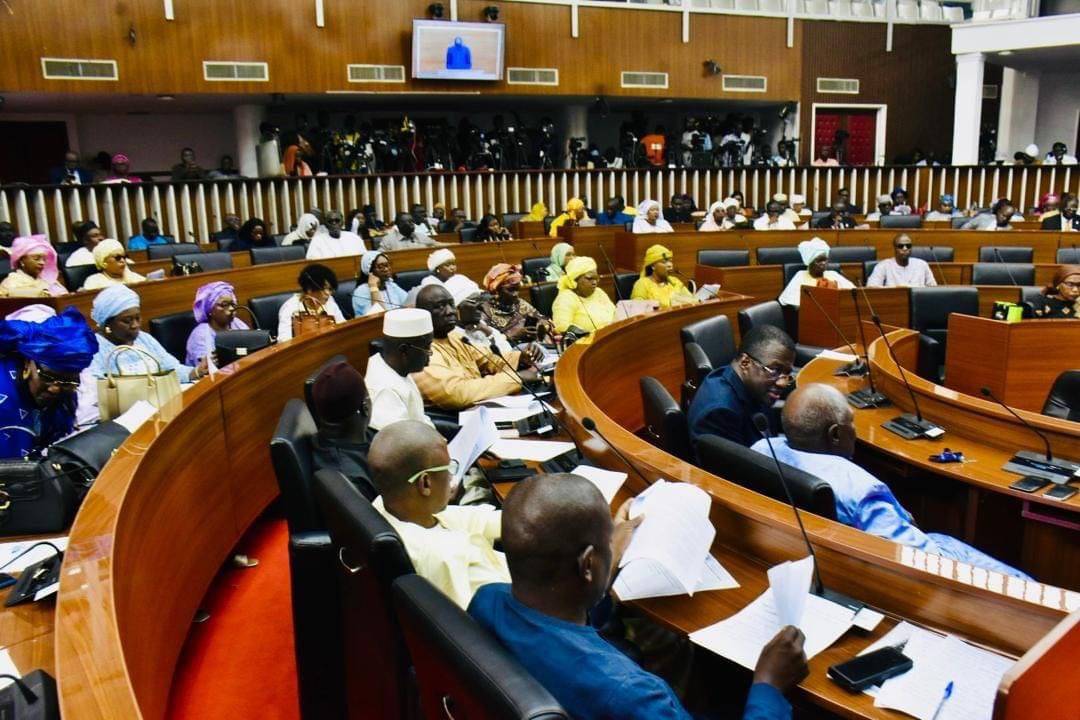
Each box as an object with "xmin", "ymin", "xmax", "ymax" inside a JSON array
[
  {"xmin": 566, "ymin": 198, "xmax": 585, "ymax": 215},
  {"xmin": 93, "ymin": 238, "xmax": 125, "ymax": 269},
  {"xmin": 558, "ymin": 256, "xmax": 598, "ymax": 291},
  {"xmin": 524, "ymin": 202, "xmax": 548, "ymax": 222},
  {"xmin": 640, "ymin": 244, "xmax": 673, "ymax": 278}
]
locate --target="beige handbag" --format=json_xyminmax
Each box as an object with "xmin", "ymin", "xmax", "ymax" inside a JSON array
[
  {"xmin": 97, "ymin": 345, "xmax": 183, "ymax": 422},
  {"xmin": 291, "ymin": 295, "xmax": 336, "ymax": 338}
]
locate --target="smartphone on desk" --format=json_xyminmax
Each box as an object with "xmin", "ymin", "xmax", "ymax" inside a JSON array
[
  {"xmin": 827, "ymin": 646, "xmax": 913, "ymax": 693},
  {"xmin": 1045, "ymin": 484, "xmax": 1078, "ymax": 501}
]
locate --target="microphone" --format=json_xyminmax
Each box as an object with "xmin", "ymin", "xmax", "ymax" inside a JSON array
[
  {"xmin": 581, "ymin": 416, "xmax": 651, "ymax": 489},
  {"xmin": 802, "ymin": 286, "xmax": 865, "ymax": 376},
  {"xmin": 672, "ymin": 268, "xmax": 699, "ymax": 295},
  {"xmin": 927, "ymin": 245, "xmax": 948, "ymax": 286},
  {"xmin": 846, "ymin": 285, "xmax": 889, "ymax": 405},
  {"xmin": 870, "ymin": 315, "xmax": 945, "ymax": 440},
  {"xmin": 980, "ymin": 386, "xmax": 1053, "ymax": 462},
  {"xmin": 992, "ymin": 248, "xmax": 1019, "ymax": 286},
  {"xmin": 597, "ymin": 243, "xmax": 625, "ymax": 302},
  {"xmin": 801, "ymin": 288, "xmax": 889, "ymax": 408},
  {"xmin": 0, "ymin": 674, "xmax": 39, "ymax": 703}
]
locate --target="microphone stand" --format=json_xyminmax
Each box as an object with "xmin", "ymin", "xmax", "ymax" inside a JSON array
[
  {"xmin": 581, "ymin": 416, "xmax": 652, "ymax": 489},
  {"xmin": 979, "ymin": 386, "xmax": 1080, "ymax": 482},
  {"xmin": 869, "ymin": 315, "xmax": 944, "ymax": 440},
  {"xmin": 993, "ymin": 247, "xmax": 1020, "ymax": 286}
]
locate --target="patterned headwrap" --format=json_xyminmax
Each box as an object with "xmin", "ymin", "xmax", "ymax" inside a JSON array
[
  {"xmin": 91, "ymin": 284, "xmax": 140, "ymax": 326},
  {"xmin": 1046, "ymin": 265, "xmax": 1080, "ymax": 296},
  {"xmin": 483, "ymin": 263, "xmax": 523, "ymax": 293},
  {"xmin": 0, "ymin": 306, "xmax": 96, "ymax": 373},
  {"xmin": 8, "ymin": 235, "xmax": 60, "ymax": 286},
  {"xmin": 192, "ymin": 281, "xmax": 237, "ymax": 324},
  {"xmin": 558, "ymin": 256, "xmax": 598, "ymax": 291}
]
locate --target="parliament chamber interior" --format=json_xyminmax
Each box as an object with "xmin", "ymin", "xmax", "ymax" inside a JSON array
[{"xmin": 1, "ymin": 1, "xmax": 1080, "ymax": 719}]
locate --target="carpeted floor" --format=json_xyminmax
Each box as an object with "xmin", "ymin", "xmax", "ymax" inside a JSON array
[{"xmin": 167, "ymin": 516, "xmax": 300, "ymax": 720}]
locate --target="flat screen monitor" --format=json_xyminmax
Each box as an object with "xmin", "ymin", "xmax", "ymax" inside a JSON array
[{"xmin": 412, "ymin": 19, "xmax": 505, "ymax": 81}]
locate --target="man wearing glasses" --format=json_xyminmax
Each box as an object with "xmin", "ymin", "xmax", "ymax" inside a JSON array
[
  {"xmin": 369, "ymin": 420, "xmax": 509, "ymax": 609},
  {"xmin": 866, "ymin": 233, "xmax": 937, "ymax": 287},
  {"xmin": 687, "ymin": 326, "xmax": 795, "ymax": 450}
]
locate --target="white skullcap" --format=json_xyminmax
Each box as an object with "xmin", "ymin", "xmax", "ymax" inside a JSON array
[
  {"xmin": 790, "ymin": 194, "xmax": 805, "ymax": 204},
  {"xmin": 877, "ymin": 194, "xmax": 892, "ymax": 204},
  {"xmin": 426, "ymin": 248, "xmax": 456, "ymax": 272},
  {"xmin": 445, "ymin": 274, "xmax": 482, "ymax": 307},
  {"xmin": 772, "ymin": 193, "xmax": 788, "ymax": 203},
  {"xmin": 1024, "ymin": 143, "xmax": 1039, "ymax": 157},
  {"xmin": 720, "ymin": 197, "xmax": 739, "ymax": 210},
  {"xmin": 798, "ymin": 237, "xmax": 831, "ymax": 266},
  {"xmin": 383, "ymin": 308, "xmax": 432, "ymax": 338}
]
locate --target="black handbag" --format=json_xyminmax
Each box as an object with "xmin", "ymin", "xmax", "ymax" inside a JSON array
[
  {"xmin": 215, "ymin": 305, "xmax": 273, "ymax": 366},
  {"xmin": 44, "ymin": 421, "xmax": 130, "ymax": 502},
  {"xmin": 171, "ymin": 257, "xmax": 203, "ymax": 276}
]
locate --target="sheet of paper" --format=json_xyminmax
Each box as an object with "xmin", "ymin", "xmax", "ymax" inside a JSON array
[
  {"xmin": 460, "ymin": 404, "xmax": 541, "ymax": 425},
  {"xmin": 113, "ymin": 399, "xmax": 158, "ymax": 434},
  {"xmin": 696, "ymin": 283, "xmax": 722, "ymax": 301},
  {"xmin": 0, "ymin": 536, "xmax": 68, "ymax": 573},
  {"xmin": 570, "ymin": 464, "xmax": 626, "ymax": 504},
  {"xmin": 0, "ymin": 649, "xmax": 19, "ymax": 689},
  {"xmin": 766, "ymin": 556, "xmax": 815, "ymax": 628},
  {"xmin": 852, "ymin": 607, "xmax": 885, "ymax": 632},
  {"xmin": 690, "ymin": 589, "xmax": 856, "ymax": 670},
  {"xmin": 488, "ymin": 438, "xmax": 575, "ymax": 462},
  {"xmin": 482, "ymin": 393, "xmax": 551, "ymax": 409},
  {"xmin": 818, "ymin": 349, "xmax": 859, "ymax": 362},
  {"xmin": 615, "ymin": 554, "xmax": 739, "ymax": 601},
  {"xmin": 448, "ymin": 407, "xmax": 499, "ymax": 486}
]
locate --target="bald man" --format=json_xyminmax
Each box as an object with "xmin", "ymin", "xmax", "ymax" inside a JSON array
[
  {"xmin": 370, "ymin": 420, "xmax": 509, "ymax": 608},
  {"xmin": 750, "ymin": 384, "xmax": 1027, "ymax": 577},
  {"xmin": 469, "ymin": 474, "xmax": 808, "ymax": 720}
]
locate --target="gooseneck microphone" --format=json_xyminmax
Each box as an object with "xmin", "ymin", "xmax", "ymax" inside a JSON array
[
  {"xmin": 803, "ymin": 286, "xmax": 865, "ymax": 375},
  {"xmin": 980, "ymin": 386, "xmax": 1053, "ymax": 461},
  {"xmin": 870, "ymin": 315, "xmax": 944, "ymax": 440},
  {"xmin": 581, "ymin": 416, "xmax": 652, "ymax": 488},
  {"xmin": 597, "ymin": 243, "xmax": 625, "ymax": 302},
  {"xmin": 927, "ymin": 245, "xmax": 948, "ymax": 286},
  {"xmin": 992, "ymin": 247, "xmax": 1020, "ymax": 286},
  {"xmin": 802, "ymin": 288, "xmax": 889, "ymax": 408}
]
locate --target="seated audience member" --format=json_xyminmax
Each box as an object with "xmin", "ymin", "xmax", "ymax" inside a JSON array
[
  {"xmin": 1042, "ymin": 194, "xmax": 1080, "ymax": 231},
  {"xmin": 185, "ymin": 281, "xmax": 248, "ymax": 365},
  {"xmin": 961, "ymin": 198, "xmax": 1015, "ymax": 231},
  {"xmin": 779, "ymin": 238, "xmax": 854, "ymax": 307},
  {"xmin": 688, "ymin": 325, "xmax": 794, "ymax": 447},
  {"xmin": 751, "ymin": 384, "xmax": 1029, "ymax": 577},
  {"xmin": 445, "ymin": 208, "xmax": 470, "ymax": 234},
  {"xmin": 663, "ymin": 193, "xmax": 695, "ymax": 224},
  {"xmin": 1044, "ymin": 141, "xmax": 1078, "ymax": 166},
  {"xmin": 281, "ymin": 213, "xmax": 320, "ymax": 246},
  {"xmin": 630, "ymin": 244, "xmax": 696, "ymax": 308},
  {"xmin": 545, "ymin": 242, "xmax": 575, "ymax": 280},
  {"xmin": 127, "ymin": 218, "xmax": 169, "ymax": 251},
  {"xmin": 867, "ymin": 234, "xmax": 937, "ymax": 288},
  {"xmin": 306, "ymin": 208, "xmax": 367, "ymax": 258},
  {"xmin": 924, "ymin": 194, "xmax": 961, "ymax": 221},
  {"xmin": 414, "ymin": 285, "xmax": 539, "ymax": 410},
  {"xmin": 718, "ymin": 198, "xmax": 749, "ymax": 230},
  {"xmin": 523, "ymin": 201, "xmax": 549, "ymax": 223},
  {"xmin": 0, "ymin": 306, "xmax": 96, "ymax": 459},
  {"xmin": 890, "ymin": 187, "xmax": 912, "ymax": 215},
  {"xmin": 104, "ymin": 153, "xmax": 141, "ymax": 183},
  {"xmin": 632, "ymin": 200, "xmax": 674, "ymax": 234},
  {"xmin": 411, "ymin": 203, "xmax": 438, "ymax": 238},
  {"xmin": 814, "ymin": 201, "xmax": 856, "ymax": 230},
  {"xmin": 753, "ymin": 201, "xmax": 797, "ymax": 231},
  {"xmin": 170, "ymin": 147, "xmax": 208, "ymax": 181},
  {"xmin": 1037, "ymin": 193, "xmax": 1059, "ymax": 222},
  {"xmin": 812, "ymin": 145, "xmax": 838, "ymax": 166},
  {"xmin": 548, "ymin": 198, "xmax": 588, "ymax": 238},
  {"xmin": 697, "ymin": 200, "xmax": 726, "ymax": 232},
  {"xmin": 0, "ymin": 236, "xmax": 67, "ymax": 297},
  {"xmin": 1014, "ymin": 144, "xmax": 1040, "ymax": 166},
  {"xmin": 360, "ymin": 204, "xmax": 387, "ymax": 238},
  {"xmin": 88, "ymin": 285, "xmax": 207, "ymax": 382},
  {"xmin": 49, "ymin": 151, "xmax": 92, "ymax": 185},
  {"xmin": 469, "ymin": 473, "xmax": 808, "ymax": 720},
  {"xmin": 864, "ymin": 195, "xmax": 893, "ymax": 222},
  {"xmin": 208, "ymin": 155, "xmax": 241, "ymax": 179},
  {"xmin": 595, "ymin": 197, "xmax": 634, "ymax": 226},
  {"xmin": 212, "ymin": 213, "xmax": 242, "ymax": 245},
  {"xmin": 352, "ymin": 251, "xmax": 407, "ymax": 317},
  {"xmin": 310, "ymin": 361, "xmax": 376, "ymax": 495},
  {"xmin": 67, "ymin": 221, "xmax": 104, "ymax": 267},
  {"xmin": 552, "ymin": 256, "xmax": 617, "ymax": 341},
  {"xmin": 379, "ymin": 212, "xmax": 444, "ymax": 252},
  {"xmin": 81, "ymin": 238, "xmax": 147, "ymax": 290},
  {"xmin": 835, "ymin": 187, "xmax": 861, "ymax": 215},
  {"xmin": 730, "ymin": 191, "xmax": 753, "ymax": 216},
  {"xmin": 370, "ymin": 420, "xmax": 509, "ymax": 609},
  {"xmin": 482, "ymin": 263, "xmax": 554, "ymax": 342},
  {"xmin": 366, "ymin": 308, "xmax": 436, "ymax": 431},
  {"xmin": 1030, "ymin": 265, "xmax": 1080, "ymax": 319},
  {"xmin": 455, "ymin": 288, "xmax": 516, "ymax": 357},
  {"xmin": 789, "ymin": 194, "xmax": 812, "ymax": 220},
  {"xmin": 276, "ymin": 264, "xmax": 347, "ymax": 342},
  {"xmin": 229, "ymin": 217, "xmax": 274, "ymax": 252},
  {"xmin": 474, "ymin": 213, "xmax": 512, "ymax": 242},
  {"xmin": 432, "ymin": 203, "xmax": 446, "ymax": 223},
  {"xmin": 421, "ymin": 248, "xmax": 458, "ymax": 288},
  {"xmin": 0, "ymin": 222, "xmax": 16, "ymax": 248},
  {"xmin": 282, "ymin": 132, "xmax": 314, "ymax": 177}
]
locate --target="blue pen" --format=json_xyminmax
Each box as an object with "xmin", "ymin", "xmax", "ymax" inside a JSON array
[{"xmin": 930, "ymin": 681, "xmax": 954, "ymax": 720}]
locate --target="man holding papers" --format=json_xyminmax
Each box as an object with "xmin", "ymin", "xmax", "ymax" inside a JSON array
[{"xmin": 469, "ymin": 474, "xmax": 808, "ymax": 719}]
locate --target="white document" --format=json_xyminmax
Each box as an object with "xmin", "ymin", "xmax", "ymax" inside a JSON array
[
  {"xmin": 0, "ymin": 649, "xmax": 19, "ymax": 689},
  {"xmin": 690, "ymin": 588, "xmax": 856, "ymax": 670},
  {"xmin": 616, "ymin": 554, "xmax": 739, "ymax": 601},
  {"xmin": 482, "ymin": 393, "xmax": 551, "ymax": 409},
  {"xmin": 488, "ymin": 438, "xmax": 575, "ymax": 462},
  {"xmin": 766, "ymin": 556, "xmax": 816, "ymax": 628},
  {"xmin": 696, "ymin": 283, "xmax": 723, "ymax": 301},
  {"xmin": 460, "ymin": 404, "xmax": 542, "ymax": 425},
  {"xmin": 818, "ymin": 349, "xmax": 859, "ymax": 362},
  {"xmin": 570, "ymin": 464, "xmax": 627, "ymax": 504},
  {"xmin": 448, "ymin": 406, "xmax": 499, "ymax": 486},
  {"xmin": 113, "ymin": 399, "xmax": 158, "ymax": 433},
  {"xmin": 0, "ymin": 536, "xmax": 68, "ymax": 573}
]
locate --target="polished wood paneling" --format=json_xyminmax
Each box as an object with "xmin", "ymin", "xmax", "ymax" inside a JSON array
[
  {"xmin": 799, "ymin": 285, "xmax": 909, "ymax": 348},
  {"xmin": 994, "ymin": 609, "xmax": 1080, "ymax": 720}
]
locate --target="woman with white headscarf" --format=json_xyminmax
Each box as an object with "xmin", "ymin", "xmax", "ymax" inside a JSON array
[
  {"xmin": 282, "ymin": 213, "xmax": 320, "ymax": 246},
  {"xmin": 778, "ymin": 237, "xmax": 854, "ymax": 307},
  {"xmin": 352, "ymin": 250, "xmax": 408, "ymax": 317},
  {"xmin": 698, "ymin": 201, "xmax": 727, "ymax": 232},
  {"xmin": 631, "ymin": 200, "xmax": 673, "ymax": 234}
]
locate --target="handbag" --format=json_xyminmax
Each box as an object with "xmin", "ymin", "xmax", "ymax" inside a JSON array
[
  {"xmin": 97, "ymin": 345, "xmax": 183, "ymax": 422},
  {"xmin": 171, "ymin": 257, "xmax": 203, "ymax": 276},
  {"xmin": 215, "ymin": 305, "xmax": 273, "ymax": 365},
  {"xmin": 291, "ymin": 295, "xmax": 336, "ymax": 338},
  {"xmin": 0, "ymin": 459, "xmax": 77, "ymax": 536}
]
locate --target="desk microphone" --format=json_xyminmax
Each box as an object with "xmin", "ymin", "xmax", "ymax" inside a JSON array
[
  {"xmin": 927, "ymin": 245, "xmax": 948, "ymax": 286},
  {"xmin": 802, "ymin": 288, "xmax": 888, "ymax": 408},
  {"xmin": 992, "ymin": 248, "xmax": 1020, "ymax": 286},
  {"xmin": 870, "ymin": 315, "xmax": 944, "ymax": 440},
  {"xmin": 597, "ymin": 243, "xmax": 625, "ymax": 302},
  {"xmin": 979, "ymin": 386, "xmax": 1053, "ymax": 461},
  {"xmin": 581, "ymin": 416, "xmax": 651, "ymax": 489},
  {"xmin": 672, "ymin": 268, "xmax": 698, "ymax": 295}
]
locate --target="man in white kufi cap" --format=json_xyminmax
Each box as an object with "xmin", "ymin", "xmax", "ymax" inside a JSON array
[{"xmin": 365, "ymin": 308, "xmax": 436, "ymax": 430}]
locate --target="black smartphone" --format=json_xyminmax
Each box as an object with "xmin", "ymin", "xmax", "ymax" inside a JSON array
[
  {"xmin": 827, "ymin": 646, "xmax": 913, "ymax": 693},
  {"xmin": 0, "ymin": 573, "xmax": 15, "ymax": 590},
  {"xmin": 1045, "ymin": 484, "xmax": 1078, "ymax": 501},
  {"xmin": 1010, "ymin": 476, "xmax": 1051, "ymax": 493}
]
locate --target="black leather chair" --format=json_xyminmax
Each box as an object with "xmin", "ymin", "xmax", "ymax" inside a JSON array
[
  {"xmin": 863, "ymin": 260, "xmax": 878, "ymax": 282},
  {"xmin": 1057, "ymin": 247, "xmax": 1080, "ymax": 264},
  {"xmin": 951, "ymin": 216, "xmax": 970, "ymax": 229},
  {"xmin": 911, "ymin": 246, "xmax": 954, "ymax": 262},
  {"xmin": 502, "ymin": 212, "xmax": 526, "ymax": 229},
  {"xmin": 979, "ymin": 246, "xmax": 1034, "ymax": 263},
  {"xmin": 395, "ymin": 269, "xmax": 430, "ymax": 292},
  {"xmin": 829, "ymin": 246, "xmax": 877, "ymax": 263},
  {"xmin": 756, "ymin": 247, "xmax": 801, "ymax": 266},
  {"xmin": 459, "ymin": 226, "xmax": 479, "ymax": 243},
  {"xmin": 697, "ymin": 249, "xmax": 750, "ymax": 268},
  {"xmin": 680, "ymin": 316, "xmax": 736, "ymax": 398},
  {"xmin": 0, "ymin": 256, "xmax": 10, "ymax": 281},
  {"xmin": 249, "ymin": 291, "xmax": 294, "ymax": 337},
  {"xmin": 148, "ymin": 311, "xmax": 197, "ymax": 363},
  {"xmin": 215, "ymin": 236, "xmax": 235, "ymax": 252},
  {"xmin": 810, "ymin": 210, "xmax": 831, "ymax": 226},
  {"xmin": 391, "ymin": 574, "xmax": 570, "ymax": 720},
  {"xmin": 314, "ymin": 468, "xmax": 416, "ymax": 720},
  {"xmin": 334, "ymin": 279, "xmax": 357, "ymax": 320},
  {"xmin": 529, "ymin": 283, "xmax": 558, "ymax": 318},
  {"xmin": 783, "ymin": 262, "xmax": 841, "ymax": 284},
  {"xmin": 147, "ymin": 242, "xmax": 197, "ymax": 259},
  {"xmin": 1042, "ymin": 370, "xmax": 1080, "ymax": 422},
  {"xmin": 909, "ymin": 286, "xmax": 978, "ymax": 382},
  {"xmin": 251, "ymin": 245, "xmax": 306, "ymax": 265},
  {"xmin": 272, "ymin": 233, "xmax": 287, "ymax": 246},
  {"xmin": 696, "ymin": 433, "xmax": 838, "ymax": 519},
  {"xmin": 174, "ymin": 251, "xmax": 233, "ymax": 272},
  {"xmin": 681, "ymin": 342, "xmax": 712, "ymax": 407},
  {"xmin": 522, "ymin": 256, "xmax": 550, "ymax": 284},
  {"xmin": 971, "ymin": 263, "xmax": 1036, "ymax": 286},
  {"xmin": 640, "ymin": 377, "xmax": 693, "ymax": 462},
  {"xmin": 303, "ymin": 354, "xmax": 348, "ymax": 428},
  {"xmin": 736, "ymin": 300, "xmax": 821, "ymax": 368},
  {"xmin": 879, "ymin": 214, "xmax": 923, "ymax": 229},
  {"xmin": 543, "ymin": 216, "xmax": 556, "ymax": 235},
  {"xmin": 270, "ymin": 402, "xmax": 346, "ymax": 720},
  {"xmin": 614, "ymin": 271, "xmax": 637, "ymax": 302},
  {"xmin": 62, "ymin": 263, "xmax": 97, "ymax": 292}
]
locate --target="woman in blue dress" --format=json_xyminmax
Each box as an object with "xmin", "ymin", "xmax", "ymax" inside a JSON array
[{"xmin": 352, "ymin": 250, "xmax": 408, "ymax": 317}]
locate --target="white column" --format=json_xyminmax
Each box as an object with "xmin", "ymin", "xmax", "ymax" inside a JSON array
[
  {"xmin": 951, "ymin": 52, "xmax": 985, "ymax": 166},
  {"xmin": 234, "ymin": 104, "xmax": 265, "ymax": 179},
  {"xmin": 563, "ymin": 103, "xmax": 588, "ymax": 169},
  {"xmin": 997, "ymin": 67, "xmax": 1040, "ymax": 162}
]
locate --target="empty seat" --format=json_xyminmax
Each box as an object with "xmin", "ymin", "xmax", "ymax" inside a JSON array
[
  {"xmin": 879, "ymin": 215, "xmax": 923, "ymax": 229},
  {"xmin": 334, "ymin": 279, "xmax": 357, "ymax": 320},
  {"xmin": 522, "ymin": 256, "xmax": 550, "ymax": 283},
  {"xmin": 1057, "ymin": 247, "xmax": 1080, "ymax": 264},
  {"xmin": 971, "ymin": 263, "xmax": 1036, "ymax": 286},
  {"xmin": 501, "ymin": 212, "xmax": 525, "ymax": 229},
  {"xmin": 615, "ymin": 271, "xmax": 637, "ymax": 302},
  {"xmin": 681, "ymin": 316, "xmax": 737, "ymax": 373},
  {"xmin": 249, "ymin": 291, "xmax": 295, "ymax": 337},
  {"xmin": 529, "ymin": 283, "xmax": 559, "ymax": 318},
  {"xmin": 737, "ymin": 300, "xmax": 823, "ymax": 367},
  {"xmin": 174, "ymin": 251, "xmax": 233, "ymax": 272},
  {"xmin": 640, "ymin": 377, "xmax": 694, "ymax": 462},
  {"xmin": 459, "ymin": 226, "xmax": 479, "ymax": 243},
  {"xmin": 62, "ymin": 263, "xmax": 98, "ymax": 292},
  {"xmin": 910, "ymin": 286, "xmax": 978, "ymax": 381},
  {"xmin": 251, "ymin": 245, "xmax": 306, "ymax": 265},
  {"xmin": 1042, "ymin": 370, "xmax": 1080, "ymax": 422},
  {"xmin": 829, "ymin": 246, "xmax": 877, "ymax": 263},
  {"xmin": 980, "ymin": 246, "xmax": 1033, "ymax": 263},
  {"xmin": 148, "ymin": 311, "xmax": 198, "ymax": 363},
  {"xmin": 911, "ymin": 246, "xmax": 954, "ymax": 262},
  {"xmin": 394, "ymin": 269, "xmax": 430, "ymax": 292},
  {"xmin": 698, "ymin": 249, "xmax": 750, "ymax": 267},
  {"xmin": 757, "ymin": 246, "xmax": 802, "ymax": 265},
  {"xmin": 146, "ymin": 242, "xmax": 196, "ymax": 259}
]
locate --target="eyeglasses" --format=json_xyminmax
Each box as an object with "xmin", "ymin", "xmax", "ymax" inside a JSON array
[
  {"xmin": 108, "ymin": 254, "xmax": 128, "ymax": 262},
  {"xmin": 744, "ymin": 353, "xmax": 794, "ymax": 383},
  {"xmin": 405, "ymin": 459, "xmax": 460, "ymax": 484},
  {"xmin": 34, "ymin": 366, "xmax": 81, "ymax": 391},
  {"xmin": 896, "ymin": 243, "xmax": 912, "ymax": 249},
  {"xmin": 1061, "ymin": 281, "xmax": 1080, "ymax": 290}
]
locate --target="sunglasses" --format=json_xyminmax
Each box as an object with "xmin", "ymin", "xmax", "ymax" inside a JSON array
[
  {"xmin": 35, "ymin": 366, "xmax": 81, "ymax": 391},
  {"xmin": 896, "ymin": 243, "xmax": 912, "ymax": 249},
  {"xmin": 405, "ymin": 459, "xmax": 460, "ymax": 485}
]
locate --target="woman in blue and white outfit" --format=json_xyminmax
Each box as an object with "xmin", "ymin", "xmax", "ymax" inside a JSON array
[{"xmin": 352, "ymin": 250, "xmax": 408, "ymax": 317}]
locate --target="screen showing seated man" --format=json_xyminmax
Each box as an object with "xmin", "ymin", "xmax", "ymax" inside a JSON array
[{"xmin": 413, "ymin": 20, "xmax": 504, "ymax": 81}]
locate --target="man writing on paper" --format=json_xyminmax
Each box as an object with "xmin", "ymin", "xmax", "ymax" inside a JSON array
[
  {"xmin": 750, "ymin": 384, "xmax": 1028, "ymax": 577},
  {"xmin": 470, "ymin": 474, "xmax": 808, "ymax": 719}
]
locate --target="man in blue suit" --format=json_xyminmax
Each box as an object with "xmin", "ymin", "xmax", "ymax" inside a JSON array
[{"xmin": 446, "ymin": 36, "xmax": 472, "ymax": 70}]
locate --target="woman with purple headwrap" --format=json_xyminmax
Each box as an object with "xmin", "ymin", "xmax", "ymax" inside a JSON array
[{"xmin": 186, "ymin": 281, "xmax": 249, "ymax": 365}]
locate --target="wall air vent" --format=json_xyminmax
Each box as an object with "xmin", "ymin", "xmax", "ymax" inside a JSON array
[
  {"xmin": 621, "ymin": 71, "xmax": 669, "ymax": 89},
  {"xmin": 817, "ymin": 77, "xmax": 860, "ymax": 94},
  {"xmin": 41, "ymin": 58, "xmax": 118, "ymax": 81},
  {"xmin": 982, "ymin": 83, "xmax": 999, "ymax": 99},
  {"xmin": 507, "ymin": 67, "xmax": 559, "ymax": 86},
  {"xmin": 202, "ymin": 61, "xmax": 269, "ymax": 82},
  {"xmin": 348, "ymin": 64, "xmax": 406, "ymax": 83},
  {"xmin": 722, "ymin": 74, "xmax": 768, "ymax": 93}
]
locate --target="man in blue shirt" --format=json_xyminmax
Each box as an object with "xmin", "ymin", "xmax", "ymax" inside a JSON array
[
  {"xmin": 445, "ymin": 37, "xmax": 472, "ymax": 70},
  {"xmin": 469, "ymin": 473, "xmax": 808, "ymax": 720},
  {"xmin": 595, "ymin": 197, "xmax": 635, "ymax": 226},
  {"xmin": 688, "ymin": 325, "xmax": 795, "ymax": 448},
  {"xmin": 127, "ymin": 218, "xmax": 170, "ymax": 251}
]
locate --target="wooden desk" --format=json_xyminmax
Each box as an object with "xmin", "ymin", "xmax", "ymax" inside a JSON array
[{"xmin": 799, "ymin": 286, "xmax": 910, "ymax": 348}]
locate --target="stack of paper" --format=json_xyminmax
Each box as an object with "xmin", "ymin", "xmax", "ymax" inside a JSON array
[
  {"xmin": 570, "ymin": 464, "xmax": 627, "ymax": 504},
  {"xmin": 448, "ymin": 407, "xmax": 499, "ymax": 487},
  {"xmin": 488, "ymin": 438, "xmax": 575, "ymax": 462}
]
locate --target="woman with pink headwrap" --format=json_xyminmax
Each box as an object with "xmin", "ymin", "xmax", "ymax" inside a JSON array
[
  {"xmin": 185, "ymin": 281, "xmax": 249, "ymax": 365},
  {"xmin": 481, "ymin": 263, "xmax": 553, "ymax": 343},
  {"xmin": 103, "ymin": 153, "xmax": 141, "ymax": 183},
  {"xmin": 0, "ymin": 235, "xmax": 68, "ymax": 297}
]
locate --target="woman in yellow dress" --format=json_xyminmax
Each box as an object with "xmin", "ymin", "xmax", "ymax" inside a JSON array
[
  {"xmin": 80, "ymin": 238, "xmax": 147, "ymax": 291},
  {"xmin": 629, "ymin": 244, "xmax": 696, "ymax": 308},
  {"xmin": 552, "ymin": 256, "xmax": 616, "ymax": 343}
]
